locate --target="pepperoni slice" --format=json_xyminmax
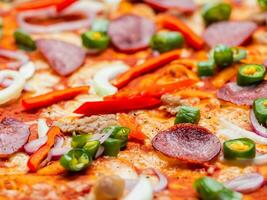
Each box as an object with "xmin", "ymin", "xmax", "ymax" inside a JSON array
[
  {"xmin": 217, "ymin": 81, "xmax": 267, "ymax": 105},
  {"xmin": 108, "ymin": 14, "xmax": 156, "ymax": 53},
  {"xmin": 36, "ymin": 39, "xmax": 86, "ymax": 76},
  {"xmin": 152, "ymin": 124, "xmax": 221, "ymax": 164},
  {"xmin": 203, "ymin": 21, "xmax": 257, "ymax": 48},
  {"xmin": 144, "ymin": 0, "xmax": 196, "ymax": 13},
  {"xmin": 0, "ymin": 118, "xmax": 30, "ymax": 157}
]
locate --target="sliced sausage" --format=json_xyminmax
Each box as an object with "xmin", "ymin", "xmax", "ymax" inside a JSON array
[
  {"xmin": 144, "ymin": 0, "xmax": 196, "ymax": 13},
  {"xmin": 36, "ymin": 39, "xmax": 85, "ymax": 76},
  {"xmin": 217, "ymin": 81, "xmax": 267, "ymax": 106},
  {"xmin": 0, "ymin": 118, "xmax": 30, "ymax": 157},
  {"xmin": 203, "ymin": 21, "xmax": 257, "ymax": 48},
  {"xmin": 108, "ymin": 14, "xmax": 156, "ymax": 53},
  {"xmin": 152, "ymin": 124, "xmax": 221, "ymax": 164}
]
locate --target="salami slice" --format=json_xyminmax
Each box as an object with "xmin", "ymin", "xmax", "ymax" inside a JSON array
[
  {"xmin": 144, "ymin": 0, "xmax": 196, "ymax": 13},
  {"xmin": 36, "ymin": 39, "xmax": 86, "ymax": 76},
  {"xmin": 108, "ymin": 14, "xmax": 156, "ymax": 53},
  {"xmin": 0, "ymin": 118, "xmax": 30, "ymax": 157},
  {"xmin": 203, "ymin": 21, "xmax": 257, "ymax": 48},
  {"xmin": 152, "ymin": 124, "xmax": 221, "ymax": 163},
  {"xmin": 217, "ymin": 81, "xmax": 267, "ymax": 106}
]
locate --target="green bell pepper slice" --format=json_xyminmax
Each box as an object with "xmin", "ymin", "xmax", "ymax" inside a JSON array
[
  {"xmin": 253, "ymin": 98, "xmax": 267, "ymax": 126},
  {"xmin": 237, "ymin": 64, "xmax": 266, "ymax": 86},
  {"xmin": 60, "ymin": 149, "xmax": 92, "ymax": 172},
  {"xmin": 213, "ymin": 44, "xmax": 234, "ymax": 68},
  {"xmin": 150, "ymin": 31, "xmax": 184, "ymax": 53},
  {"xmin": 197, "ymin": 60, "xmax": 216, "ymax": 77},
  {"xmin": 223, "ymin": 138, "xmax": 256, "ymax": 160},
  {"xmin": 14, "ymin": 29, "xmax": 36, "ymax": 51},
  {"xmin": 175, "ymin": 106, "xmax": 200, "ymax": 124},
  {"xmin": 194, "ymin": 177, "xmax": 242, "ymax": 200}
]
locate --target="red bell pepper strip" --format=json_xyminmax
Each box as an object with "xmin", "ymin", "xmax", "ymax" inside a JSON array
[
  {"xmin": 112, "ymin": 49, "xmax": 183, "ymax": 89},
  {"xmin": 27, "ymin": 126, "xmax": 61, "ymax": 172},
  {"xmin": 106, "ymin": 79, "xmax": 196, "ymax": 100},
  {"xmin": 118, "ymin": 113, "xmax": 145, "ymax": 142},
  {"xmin": 22, "ymin": 86, "xmax": 89, "ymax": 111},
  {"xmin": 160, "ymin": 15, "xmax": 204, "ymax": 50},
  {"xmin": 74, "ymin": 97, "xmax": 161, "ymax": 116},
  {"xmin": 15, "ymin": 0, "xmax": 76, "ymax": 12}
]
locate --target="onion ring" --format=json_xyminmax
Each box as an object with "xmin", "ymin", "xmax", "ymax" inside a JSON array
[{"xmin": 0, "ymin": 49, "xmax": 29, "ymax": 69}]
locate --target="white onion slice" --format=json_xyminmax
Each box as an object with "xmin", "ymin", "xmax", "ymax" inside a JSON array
[
  {"xmin": 17, "ymin": 1, "xmax": 95, "ymax": 33},
  {"xmin": 224, "ymin": 173, "xmax": 264, "ymax": 193},
  {"xmin": 19, "ymin": 61, "xmax": 36, "ymax": 80},
  {"xmin": 216, "ymin": 128, "xmax": 241, "ymax": 140},
  {"xmin": 0, "ymin": 49, "xmax": 29, "ymax": 69},
  {"xmin": 124, "ymin": 176, "xmax": 153, "ymax": 200},
  {"xmin": 151, "ymin": 169, "xmax": 168, "ymax": 192},
  {"xmin": 219, "ymin": 117, "xmax": 267, "ymax": 144},
  {"xmin": 92, "ymin": 62, "xmax": 129, "ymax": 96},
  {"xmin": 24, "ymin": 136, "xmax": 47, "ymax": 154},
  {"xmin": 95, "ymin": 145, "xmax": 104, "ymax": 159},
  {"xmin": 253, "ymin": 154, "xmax": 267, "ymax": 165},
  {"xmin": 37, "ymin": 119, "xmax": 49, "ymax": 138},
  {"xmin": 0, "ymin": 70, "xmax": 25, "ymax": 105},
  {"xmin": 250, "ymin": 110, "xmax": 267, "ymax": 138}
]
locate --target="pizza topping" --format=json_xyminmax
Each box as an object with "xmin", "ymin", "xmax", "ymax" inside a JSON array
[
  {"xmin": 223, "ymin": 138, "xmax": 256, "ymax": 160},
  {"xmin": 14, "ymin": 29, "xmax": 36, "ymax": 51},
  {"xmin": 27, "ymin": 126, "xmax": 61, "ymax": 172},
  {"xmin": 60, "ymin": 148, "xmax": 91, "ymax": 172},
  {"xmin": 203, "ymin": 21, "xmax": 257, "ymax": 48},
  {"xmin": 237, "ymin": 64, "xmax": 266, "ymax": 86},
  {"xmin": 22, "ymin": 86, "xmax": 89, "ymax": 110},
  {"xmin": 174, "ymin": 106, "xmax": 200, "ymax": 124},
  {"xmin": 160, "ymin": 14, "xmax": 204, "ymax": 50},
  {"xmin": 0, "ymin": 118, "xmax": 30, "ymax": 157},
  {"xmin": 152, "ymin": 124, "xmax": 221, "ymax": 163},
  {"xmin": 217, "ymin": 81, "xmax": 267, "ymax": 105},
  {"xmin": 194, "ymin": 177, "xmax": 242, "ymax": 200},
  {"xmin": 197, "ymin": 60, "xmax": 216, "ymax": 76},
  {"xmin": 82, "ymin": 31, "xmax": 110, "ymax": 52},
  {"xmin": 258, "ymin": 0, "xmax": 267, "ymax": 10},
  {"xmin": 0, "ymin": 70, "xmax": 25, "ymax": 105},
  {"xmin": 144, "ymin": 0, "xmax": 196, "ymax": 13},
  {"xmin": 91, "ymin": 18, "xmax": 109, "ymax": 34},
  {"xmin": 213, "ymin": 44, "xmax": 234, "ymax": 68},
  {"xmin": 112, "ymin": 49, "xmax": 184, "ymax": 88},
  {"xmin": 224, "ymin": 173, "xmax": 264, "ymax": 194},
  {"xmin": 17, "ymin": 1, "xmax": 94, "ymax": 34},
  {"xmin": 201, "ymin": 2, "xmax": 232, "ymax": 25},
  {"xmin": 253, "ymin": 98, "xmax": 267, "ymax": 126},
  {"xmin": 150, "ymin": 31, "xmax": 184, "ymax": 53},
  {"xmin": 108, "ymin": 14, "xmax": 156, "ymax": 53},
  {"xmin": 36, "ymin": 39, "xmax": 86, "ymax": 76},
  {"xmin": 74, "ymin": 97, "xmax": 161, "ymax": 116},
  {"xmin": 250, "ymin": 109, "xmax": 267, "ymax": 139},
  {"xmin": 0, "ymin": 49, "xmax": 29, "ymax": 69}
]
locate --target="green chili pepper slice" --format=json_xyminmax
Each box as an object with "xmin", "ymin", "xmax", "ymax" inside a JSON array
[
  {"xmin": 258, "ymin": 0, "xmax": 267, "ymax": 10},
  {"xmin": 103, "ymin": 138, "xmax": 122, "ymax": 157},
  {"xmin": 14, "ymin": 29, "xmax": 36, "ymax": 51},
  {"xmin": 213, "ymin": 44, "xmax": 234, "ymax": 68},
  {"xmin": 71, "ymin": 134, "xmax": 91, "ymax": 148},
  {"xmin": 60, "ymin": 149, "xmax": 92, "ymax": 172},
  {"xmin": 150, "ymin": 31, "xmax": 184, "ymax": 53},
  {"xmin": 91, "ymin": 18, "xmax": 109, "ymax": 33},
  {"xmin": 231, "ymin": 47, "xmax": 247, "ymax": 62},
  {"xmin": 223, "ymin": 138, "xmax": 256, "ymax": 160},
  {"xmin": 83, "ymin": 140, "xmax": 100, "ymax": 158},
  {"xmin": 197, "ymin": 60, "xmax": 216, "ymax": 76},
  {"xmin": 253, "ymin": 98, "xmax": 267, "ymax": 126},
  {"xmin": 202, "ymin": 3, "xmax": 232, "ymax": 25},
  {"xmin": 194, "ymin": 177, "xmax": 242, "ymax": 200},
  {"xmin": 82, "ymin": 31, "xmax": 110, "ymax": 51},
  {"xmin": 237, "ymin": 64, "xmax": 266, "ymax": 86},
  {"xmin": 175, "ymin": 106, "xmax": 200, "ymax": 124},
  {"xmin": 110, "ymin": 126, "xmax": 130, "ymax": 148}
]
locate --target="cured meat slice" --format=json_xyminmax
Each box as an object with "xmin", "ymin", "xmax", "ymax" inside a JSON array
[
  {"xmin": 152, "ymin": 124, "xmax": 221, "ymax": 163},
  {"xmin": 203, "ymin": 21, "xmax": 257, "ymax": 48},
  {"xmin": 108, "ymin": 14, "xmax": 156, "ymax": 53},
  {"xmin": 36, "ymin": 39, "xmax": 85, "ymax": 76},
  {"xmin": 0, "ymin": 118, "xmax": 30, "ymax": 157},
  {"xmin": 217, "ymin": 81, "xmax": 267, "ymax": 106},
  {"xmin": 144, "ymin": 0, "xmax": 196, "ymax": 13}
]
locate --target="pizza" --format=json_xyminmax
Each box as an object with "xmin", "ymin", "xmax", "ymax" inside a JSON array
[{"xmin": 0, "ymin": 0, "xmax": 266, "ymax": 199}]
